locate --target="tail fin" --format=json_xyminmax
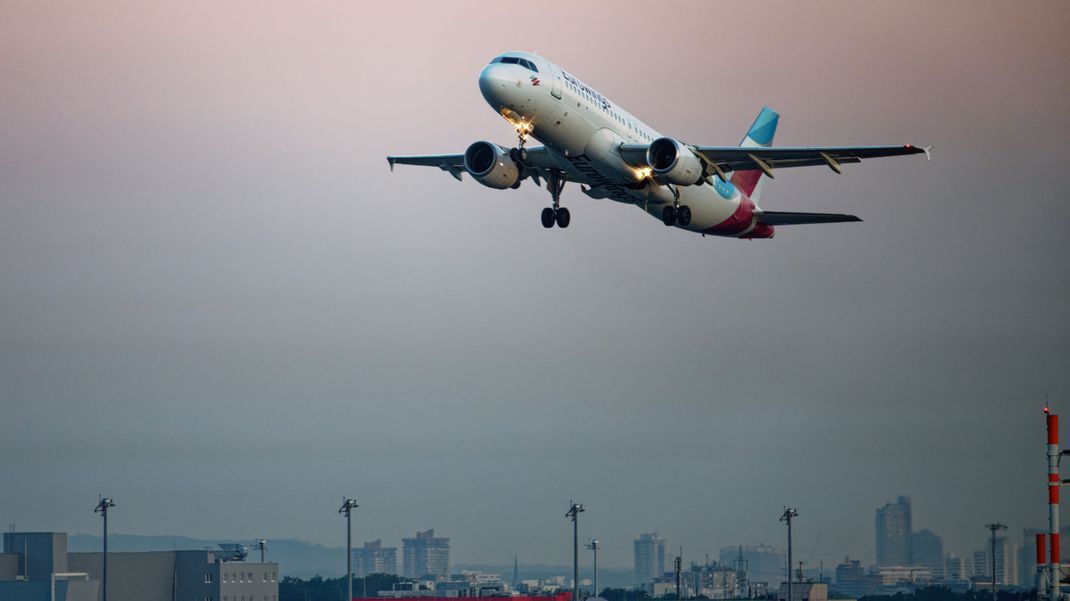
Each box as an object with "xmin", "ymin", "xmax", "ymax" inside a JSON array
[{"xmin": 730, "ymin": 107, "xmax": 779, "ymax": 203}]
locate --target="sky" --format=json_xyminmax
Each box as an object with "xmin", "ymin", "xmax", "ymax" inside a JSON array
[{"xmin": 1, "ymin": 0, "xmax": 1069, "ymax": 573}]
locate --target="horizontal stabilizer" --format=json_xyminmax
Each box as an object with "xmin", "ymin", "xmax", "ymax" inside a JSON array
[{"xmin": 756, "ymin": 211, "xmax": 862, "ymax": 225}]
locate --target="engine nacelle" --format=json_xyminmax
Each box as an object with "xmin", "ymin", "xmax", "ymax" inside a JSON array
[
  {"xmin": 464, "ymin": 141, "xmax": 520, "ymax": 189},
  {"xmin": 647, "ymin": 137, "xmax": 705, "ymax": 186}
]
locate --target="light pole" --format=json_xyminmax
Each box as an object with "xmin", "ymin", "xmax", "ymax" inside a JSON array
[
  {"xmin": 780, "ymin": 508, "xmax": 798, "ymax": 601},
  {"xmin": 340, "ymin": 498, "xmax": 359, "ymax": 601},
  {"xmin": 566, "ymin": 502, "xmax": 585, "ymax": 601},
  {"xmin": 585, "ymin": 539, "xmax": 599, "ymax": 597},
  {"xmin": 986, "ymin": 523, "xmax": 1007, "ymax": 600},
  {"xmin": 94, "ymin": 497, "xmax": 115, "ymax": 601}
]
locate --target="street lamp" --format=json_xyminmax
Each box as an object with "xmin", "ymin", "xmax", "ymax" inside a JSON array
[
  {"xmin": 585, "ymin": 539, "xmax": 599, "ymax": 597},
  {"xmin": 94, "ymin": 497, "xmax": 116, "ymax": 601},
  {"xmin": 340, "ymin": 498, "xmax": 359, "ymax": 601},
  {"xmin": 566, "ymin": 502, "xmax": 585, "ymax": 601},
  {"xmin": 780, "ymin": 508, "xmax": 799, "ymax": 601},
  {"xmin": 985, "ymin": 523, "xmax": 1007, "ymax": 600}
]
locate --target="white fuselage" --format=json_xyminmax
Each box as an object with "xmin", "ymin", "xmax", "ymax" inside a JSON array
[{"xmin": 478, "ymin": 52, "xmax": 748, "ymax": 233}]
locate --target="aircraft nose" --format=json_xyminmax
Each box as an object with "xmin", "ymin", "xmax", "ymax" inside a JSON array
[{"xmin": 479, "ymin": 63, "xmax": 516, "ymax": 108}]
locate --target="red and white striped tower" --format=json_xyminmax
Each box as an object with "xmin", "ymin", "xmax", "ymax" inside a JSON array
[
  {"xmin": 1039, "ymin": 533, "xmax": 1049, "ymax": 592},
  {"xmin": 1047, "ymin": 405, "xmax": 1061, "ymax": 601}
]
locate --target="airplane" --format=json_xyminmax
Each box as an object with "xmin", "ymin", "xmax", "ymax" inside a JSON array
[{"xmin": 387, "ymin": 51, "xmax": 930, "ymax": 239}]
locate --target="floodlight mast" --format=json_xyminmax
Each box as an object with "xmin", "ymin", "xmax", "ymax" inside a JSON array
[
  {"xmin": 780, "ymin": 508, "xmax": 799, "ymax": 601},
  {"xmin": 585, "ymin": 539, "xmax": 599, "ymax": 596},
  {"xmin": 94, "ymin": 497, "xmax": 116, "ymax": 601},
  {"xmin": 566, "ymin": 502, "xmax": 585, "ymax": 601},
  {"xmin": 986, "ymin": 523, "xmax": 1007, "ymax": 600},
  {"xmin": 340, "ymin": 498, "xmax": 359, "ymax": 601}
]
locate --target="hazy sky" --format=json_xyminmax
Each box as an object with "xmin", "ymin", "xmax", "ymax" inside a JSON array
[{"xmin": 2, "ymin": 1, "xmax": 1069, "ymax": 573}]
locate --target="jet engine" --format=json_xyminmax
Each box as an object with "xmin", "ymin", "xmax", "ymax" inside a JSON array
[
  {"xmin": 464, "ymin": 141, "xmax": 520, "ymax": 189},
  {"xmin": 647, "ymin": 137, "xmax": 705, "ymax": 186}
]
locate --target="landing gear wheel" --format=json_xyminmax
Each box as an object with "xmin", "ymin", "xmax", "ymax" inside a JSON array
[
  {"xmin": 662, "ymin": 206, "xmax": 677, "ymax": 226},
  {"xmin": 541, "ymin": 207, "xmax": 556, "ymax": 228},
  {"xmin": 677, "ymin": 205, "xmax": 692, "ymax": 226},
  {"xmin": 555, "ymin": 207, "xmax": 571, "ymax": 228}
]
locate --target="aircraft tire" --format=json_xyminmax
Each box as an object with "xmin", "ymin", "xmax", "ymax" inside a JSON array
[
  {"xmin": 662, "ymin": 206, "xmax": 677, "ymax": 226},
  {"xmin": 541, "ymin": 207, "xmax": 556, "ymax": 228},
  {"xmin": 555, "ymin": 207, "xmax": 571, "ymax": 228},
  {"xmin": 677, "ymin": 205, "xmax": 692, "ymax": 226}
]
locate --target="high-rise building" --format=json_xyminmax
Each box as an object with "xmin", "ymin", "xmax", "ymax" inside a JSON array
[
  {"xmin": 971, "ymin": 538, "xmax": 1017, "ymax": 586},
  {"xmin": 634, "ymin": 533, "xmax": 666, "ymax": 586},
  {"xmin": 911, "ymin": 529, "xmax": 944, "ymax": 579},
  {"xmin": 875, "ymin": 496, "xmax": 913, "ymax": 566},
  {"xmin": 944, "ymin": 553, "xmax": 968, "ymax": 582},
  {"xmin": 354, "ymin": 539, "xmax": 398, "ymax": 577},
  {"xmin": 402, "ymin": 529, "xmax": 450, "ymax": 578},
  {"xmin": 972, "ymin": 550, "xmax": 988, "ymax": 580}
]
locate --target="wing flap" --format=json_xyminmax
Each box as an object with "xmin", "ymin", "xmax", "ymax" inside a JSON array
[{"xmin": 756, "ymin": 211, "xmax": 862, "ymax": 225}]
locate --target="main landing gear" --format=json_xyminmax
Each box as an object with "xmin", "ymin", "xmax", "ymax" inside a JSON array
[
  {"xmin": 662, "ymin": 204, "xmax": 692, "ymax": 226},
  {"xmin": 660, "ymin": 183, "xmax": 691, "ymax": 226},
  {"xmin": 541, "ymin": 169, "xmax": 570, "ymax": 228}
]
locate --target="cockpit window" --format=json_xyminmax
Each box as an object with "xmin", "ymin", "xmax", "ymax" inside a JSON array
[{"xmin": 490, "ymin": 56, "xmax": 539, "ymax": 73}]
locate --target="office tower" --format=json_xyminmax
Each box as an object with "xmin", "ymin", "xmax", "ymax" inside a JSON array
[
  {"xmin": 912, "ymin": 529, "xmax": 944, "ymax": 578},
  {"xmin": 634, "ymin": 533, "xmax": 667, "ymax": 585},
  {"xmin": 876, "ymin": 496, "xmax": 913, "ymax": 566}
]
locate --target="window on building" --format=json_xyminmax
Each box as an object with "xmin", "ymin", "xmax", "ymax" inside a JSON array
[
  {"xmin": 263, "ymin": 572, "xmax": 268, "ymax": 582},
  {"xmin": 248, "ymin": 572, "xmax": 253, "ymax": 581},
  {"xmin": 205, "ymin": 573, "xmax": 213, "ymax": 583},
  {"xmin": 240, "ymin": 573, "xmax": 245, "ymax": 582}
]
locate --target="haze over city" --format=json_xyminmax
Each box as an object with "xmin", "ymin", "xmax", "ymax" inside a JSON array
[{"xmin": 2, "ymin": 0, "xmax": 1069, "ymax": 576}]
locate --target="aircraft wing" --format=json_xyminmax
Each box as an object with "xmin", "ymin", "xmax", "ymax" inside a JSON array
[
  {"xmin": 619, "ymin": 143, "xmax": 929, "ymax": 176},
  {"xmin": 387, "ymin": 153, "xmax": 466, "ymax": 180},
  {"xmin": 387, "ymin": 147, "xmax": 556, "ymax": 182},
  {"xmin": 756, "ymin": 211, "xmax": 862, "ymax": 225}
]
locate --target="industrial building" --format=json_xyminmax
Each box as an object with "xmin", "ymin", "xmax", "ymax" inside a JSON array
[
  {"xmin": 0, "ymin": 533, "xmax": 97, "ymax": 601},
  {"xmin": 402, "ymin": 530, "xmax": 449, "ymax": 579},
  {"xmin": 0, "ymin": 532, "xmax": 278, "ymax": 601}
]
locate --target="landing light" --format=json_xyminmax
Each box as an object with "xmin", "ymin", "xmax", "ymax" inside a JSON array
[{"xmin": 634, "ymin": 167, "xmax": 652, "ymax": 180}]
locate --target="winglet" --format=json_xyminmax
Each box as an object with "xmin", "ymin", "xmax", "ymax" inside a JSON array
[
  {"xmin": 922, "ymin": 145, "xmax": 933, "ymax": 161},
  {"xmin": 387, "ymin": 157, "xmax": 396, "ymax": 171}
]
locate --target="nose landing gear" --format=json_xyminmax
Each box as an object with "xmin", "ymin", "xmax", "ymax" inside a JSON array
[{"xmin": 540, "ymin": 169, "xmax": 570, "ymax": 228}]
